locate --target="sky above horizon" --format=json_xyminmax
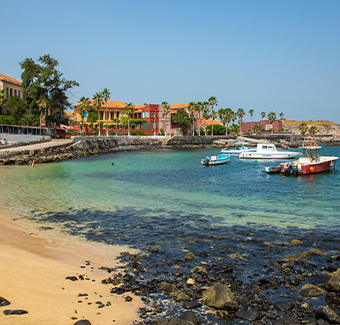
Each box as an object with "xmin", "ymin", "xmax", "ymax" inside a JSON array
[{"xmin": 1, "ymin": 0, "xmax": 340, "ymax": 123}]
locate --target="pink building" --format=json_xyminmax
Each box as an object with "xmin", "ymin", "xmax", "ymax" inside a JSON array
[{"xmin": 241, "ymin": 120, "xmax": 283, "ymax": 133}]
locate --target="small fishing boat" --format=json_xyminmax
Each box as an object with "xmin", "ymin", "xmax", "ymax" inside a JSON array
[
  {"xmin": 221, "ymin": 142, "xmax": 256, "ymax": 155},
  {"xmin": 280, "ymin": 138, "xmax": 339, "ymax": 175},
  {"xmin": 262, "ymin": 166, "xmax": 281, "ymax": 174},
  {"xmin": 239, "ymin": 143, "xmax": 300, "ymax": 160},
  {"xmin": 201, "ymin": 153, "xmax": 230, "ymax": 166}
]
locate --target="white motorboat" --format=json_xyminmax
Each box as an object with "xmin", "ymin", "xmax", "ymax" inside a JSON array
[
  {"xmin": 221, "ymin": 142, "xmax": 256, "ymax": 155},
  {"xmin": 239, "ymin": 143, "xmax": 300, "ymax": 160},
  {"xmin": 201, "ymin": 153, "xmax": 230, "ymax": 166}
]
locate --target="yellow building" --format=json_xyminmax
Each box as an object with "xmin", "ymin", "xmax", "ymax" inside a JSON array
[
  {"xmin": 0, "ymin": 73, "xmax": 24, "ymax": 114},
  {"xmin": 73, "ymin": 100, "xmax": 145, "ymax": 124}
]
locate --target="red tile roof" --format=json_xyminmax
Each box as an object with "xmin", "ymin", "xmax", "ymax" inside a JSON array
[{"xmin": 0, "ymin": 73, "xmax": 22, "ymax": 86}]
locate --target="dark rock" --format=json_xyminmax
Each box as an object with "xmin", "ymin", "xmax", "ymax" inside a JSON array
[
  {"xmin": 315, "ymin": 306, "xmax": 340, "ymax": 324},
  {"xmin": 202, "ymin": 282, "xmax": 238, "ymax": 310},
  {"xmin": 181, "ymin": 311, "xmax": 201, "ymax": 325},
  {"xmin": 274, "ymin": 301, "xmax": 293, "ymax": 311},
  {"xmin": 66, "ymin": 276, "xmax": 78, "ymax": 281},
  {"xmin": 125, "ymin": 296, "xmax": 133, "ymax": 302},
  {"xmin": 150, "ymin": 318, "xmax": 193, "ymax": 325},
  {"xmin": 73, "ymin": 320, "xmax": 92, "ymax": 325},
  {"xmin": 3, "ymin": 309, "xmax": 28, "ymax": 315},
  {"xmin": 159, "ymin": 282, "xmax": 191, "ymax": 302},
  {"xmin": 183, "ymin": 301, "xmax": 202, "ymax": 309},
  {"xmin": 258, "ymin": 276, "xmax": 281, "ymax": 286},
  {"xmin": 273, "ymin": 316, "xmax": 300, "ymax": 324},
  {"xmin": 317, "ymin": 319, "xmax": 330, "ymax": 324},
  {"xmin": 327, "ymin": 269, "xmax": 340, "ymax": 292},
  {"xmin": 0, "ymin": 296, "xmax": 10, "ymax": 306},
  {"xmin": 235, "ymin": 309, "xmax": 260, "ymax": 321}
]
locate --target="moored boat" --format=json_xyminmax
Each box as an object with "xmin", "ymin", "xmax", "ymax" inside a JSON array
[
  {"xmin": 221, "ymin": 142, "xmax": 256, "ymax": 155},
  {"xmin": 262, "ymin": 166, "xmax": 281, "ymax": 174},
  {"xmin": 239, "ymin": 143, "xmax": 300, "ymax": 160},
  {"xmin": 201, "ymin": 153, "xmax": 230, "ymax": 166},
  {"xmin": 280, "ymin": 139, "xmax": 339, "ymax": 175}
]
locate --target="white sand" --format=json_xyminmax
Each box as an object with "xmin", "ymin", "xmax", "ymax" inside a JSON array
[{"xmin": 0, "ymin": 210, "xmax": 141, "ymax": 325}]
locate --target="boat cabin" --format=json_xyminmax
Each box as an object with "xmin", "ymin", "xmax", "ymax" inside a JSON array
[{"xmin": 256, "ymin": 143, "xmax": 277, "ymax": 152}]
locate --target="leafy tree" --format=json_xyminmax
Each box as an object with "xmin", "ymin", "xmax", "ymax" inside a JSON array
[
  {"xmin": 206, "ymin": 123, "xmax": 226, "ymax": 135},
  {"xmin": 161, "ymin": 101, "xmax": 171, "ymax": 137},
  {"xmin": 93, "ymin": 92, "xmax": 104, "ymax": 136},
  {"xmin": 0, "ymin": 89, "xmax": 6, "ymax": 114},
  {"xmin": 267, "ymin": 111, "xmax": 276, "ymax": 134},
  {"xmin": 279, "ymin": 112, "xmax": 285, "ymax": 120},
  {"xmin": 196, "ymin": 101, "xmax": 205, "ymax": 137},
  {"xmin": 6, "ymin": 96, "xmax": 26, "ymax": 125},
  {"xmin": 230, "ymin": 123, "xmax": 239, "ymax": 135},
  {"xmin": 102, "ymin": 88, "xmax": 110, "ymax": 136},
  {"xmin": 171, "ymin": 108, "xmax": 191, "ymax": 135},
  {"xmin": 253, "ymin": 124, "xmax": 262, "ymax": 134},
  {"xmin": 261, "ymin": 111, "xmax": 266, "ymax": 120},
  {"xmin": 310, "ymin": 125, "xmax": 317, "ymax": 135},
  {"xmin": 78, "ymin": 96, "xmax": 91, "ymax": 135},
  {"xmin": 20, "ymin": 54, "xmax": 79, "ymax": 126},
  {"xmin": 299, "ymin": 122, "xmax": 308, "ymax": 135},
  {"xmin": 124, "ymin": 102, "xmax": 135, "ymax": 136},
  {"xmin": 208, "ymin": 96, "xmax": 217, "ymax": 135},
  {"xmin": 218, "ymin": 108, "xmax": 226, "ymax": 134}
]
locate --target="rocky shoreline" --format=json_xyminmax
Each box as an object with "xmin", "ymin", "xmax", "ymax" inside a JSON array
[{"xmin": 0, "ymin": 134, "xmax": 339, "ymax": 166}]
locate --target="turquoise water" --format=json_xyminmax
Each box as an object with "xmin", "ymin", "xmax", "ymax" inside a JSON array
[{"xmin": 1, "ymin": 146, "xmax": 339, "ymax": 229}]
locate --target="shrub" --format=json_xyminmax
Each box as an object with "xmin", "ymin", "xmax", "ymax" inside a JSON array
[
  {"xmin": 130, "ymin": 130, "xmax": 146, "ymax": 136},
  {"xmin": 0, "ymin": 115, "xmax": 15, "ymax": 125}
]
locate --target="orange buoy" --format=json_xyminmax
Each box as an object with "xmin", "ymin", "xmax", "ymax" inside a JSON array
[
  {"xmin": 309, "ymin": 166, "xmax": 314, "ymax": 172},
  {"xmin": 309, "ymin": 139, "xmax": 316, "ymax": 147}
]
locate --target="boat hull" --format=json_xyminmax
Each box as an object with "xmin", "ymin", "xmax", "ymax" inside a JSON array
[
  {"xmin": 280, "ymin": 157, "xmax": 338, "ymax": 175},
  {"xmin": 239, "ymin": 152, "xmax": 299, "ymax": 159}
]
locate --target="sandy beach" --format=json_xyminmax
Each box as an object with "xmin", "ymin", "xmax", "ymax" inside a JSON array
[{"xmin": 0, "ymin": 209, "xmax": 141, "ymax": 325}]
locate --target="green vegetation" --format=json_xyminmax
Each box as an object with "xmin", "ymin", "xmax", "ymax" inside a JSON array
[
  {"xmin": 299, "ymin": 122, "xmax": 308, "ymax": 135},
  {"xmin": 310, "ymin": 125, "xmax": 317, "ymax": 135},
  {"xmin": 0, "ymin": 115, "xmax": 15, "ymax": 125},
  {"xmin": 171, "ymin": 108, "xmax": 191, "ymax": 135}
]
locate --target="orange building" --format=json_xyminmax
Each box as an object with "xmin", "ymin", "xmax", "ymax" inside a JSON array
[{"xmin": 0, "ymin": 73, "xmax": 24, "ymax": 114}]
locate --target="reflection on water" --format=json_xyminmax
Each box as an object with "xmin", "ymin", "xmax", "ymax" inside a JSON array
[{"xmin": 0, "ymin": 146, "xmax": 340, "ymax": 228}]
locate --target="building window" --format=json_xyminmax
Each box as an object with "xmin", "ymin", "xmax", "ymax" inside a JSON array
[
  {"xmin": 195, "ymin": 124, "xmax": 197, "ymax": 129},
  {"xmin": 110, "ymin": 112, "xmax": 114, "ymax": 120},
  {"xmin": 142, "ymin": 111, "xmax": 150, "ymax": 118},
  {"xmin": 163, "ymin": 123, "xmax": 166, "ymax": 129},
  {"xmin": 116, "ymin": 112, "xmax": 120, "ymax": 119},
  {"xmin": 10, "ymin": 88, "xmax": 13, "ymax": 97},
  {"xmin": 105, "ymin": 112, "xmax": 109, "ymax": 120},
  {"xmin": 100, "ymin": 112, "xmax": 103, "ymax": 120},
  {"xmin": 152, "ymin": 113, "xmax": 156, "ymax": 118},
  {"xmin": 6, "ymin": 87, "xmax": 8, "ymax": 98},
  {"xmin": 121, "ymin": 113, "xmax": 124, "ymax": 117},
  {"xmin": 14, "ymin": 89, "xmax": 17, "ymax": 96},
  {"xmin": 18, "ymin": 91, "xmax": 21, "ymax": 98}
]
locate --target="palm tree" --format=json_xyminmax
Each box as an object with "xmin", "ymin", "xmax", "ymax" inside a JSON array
[
  {"xmin": 310, "ymin": 125, "xmax": 317, "ymax": 135},
  {"xmin": 267, "ymin": 111, "xmax": 276, "ymax": 134},
  {"xmin": 202, "ymin": 105, "xmax": 210, "ymax": 136},
  {"xmin": 260, "ymin": 111, "xmax": 265, "ymax": 129},
  {"xmin": 78, "ymin": 96, "xmax": 90, "ymax": 135},
  {"xmin": 161, "ymin": 101, "xmax": 171, "ymax": 137},
  {"xmin": 236, "ymin": 108, "xmax": 245, "ymax": 134},
  {"xmin": 225, "ymin": 108, "xmax": 233, "ymax": 136},
  {"xmin": 208, "ymin": 96, "xmax": 218, "ymax": 136},
  {"xmin": 102, "ymin": 88, "xmax": 111, "ymax": 136},
  {"xmin": 279, "ymin": 112, "xmax": 284, "ymax": 120},
  {"xmin": 124, "ymin": 102, "xmax": 135, "ymax": 136},
  {"xmin": 188, "ymin": 101, "xmax": 197, "ymax": 136},
  {"xmin": 231, "ymin": 111, "xmax": 237, "ymax": 129},
  {"xmin": 93, "ymin": 92, "xmax": 104, "ymax": 136},
  {"xmin": 196, "ymin": 102, "xmax": 203, "ymax": 136},
  {"xmin": 249, "ymin": 108, "xmax": 254, "ymax": 128},
  {"xmin": 253, "ymin": 124, "xmax": 261, "ymax": 134},
  {"xmin": 299, "ymin": 122, "xmax": 308, "ymax": 135}
]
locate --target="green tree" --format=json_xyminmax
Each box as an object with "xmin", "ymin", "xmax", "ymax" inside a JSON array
[
  {"xmin": 102, "ymin": 88, "xmax": 111, "ymax": 136},
  {"xmin": 309, "ymin": 125, "xmax": 317, "ymax": 135},
  {"xmin": 188, "ymin": 101, "xmax": 197, "ymax": 136},
  {"xmin": 20, "ymin": 54, "xmax": 79, "ymax": 126},
  {"xmin": 124, "ymin": 102, "xmax": 135, "ymax": 136},
  {"xmin": 279, "ymin": 112, "xmax": 285, "ymax": 120},
  {"xmin": 230, "ymin": 123, "xmax": 239, "ymax": 135},
  {"xmin": 299, "ymin": 122, "xmax": 308, "ymax": 135},
  {"xmin": 202, "ymin": 104, "xmax": 210, "ymax": 136},
  {"xmin": 218, "ymin": 108, "xmax": 226, "ymax": 134},
  {"xmin": 224, "ymin": 108, "xmax": 233, "ymax": 136},
  {"xmin": 208, "ymin": 96, "xmax": 218, "ymax": 136},
  {"xmin": 0, "ymin": 89, "xmax": 6, "ymax": 114},
  {"xmin": 253, "ymin": 124, "xmax": 262, "ymax": 134},
  {"xmin": 93, "ymin": 92, "xmax": 104, "ymax": 136},
  {"xmin": 171, "ymin": 108, "xmax": 191, "ymax": 135},
  {"xmin": 267, "ymin": 111, "xmax": 276, "ymax": 134},
  {"xmin": 249, "ymin": 108, "xmax": 254, "ymax": 125},
  {"xmin": 161, "ymin": 101, "xmax": 171, "ymax": 137},
  {"xmin": 78, "ymin": 96, "xmax": 91, "ymax": 135},
  {"xmin": 6, "ymin": 96, "xmax": 26, "ymax": 125},
  {"xmin": 237, "ymin": 108, "xmax": 245, "ymax": 134}
]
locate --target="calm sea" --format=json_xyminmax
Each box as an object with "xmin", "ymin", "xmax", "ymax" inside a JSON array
[{"xmin": 1, "ymin": 146, "xmax": 339, "ymax": 230}]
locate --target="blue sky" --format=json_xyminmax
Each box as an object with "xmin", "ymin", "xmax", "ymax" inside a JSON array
[{"xmin": 1, "ymin": 0, "xmax": 340, "ymax": 122}]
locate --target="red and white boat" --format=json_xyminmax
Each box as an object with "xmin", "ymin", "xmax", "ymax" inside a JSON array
[{"xmin": 280, "ymin": 139, "xmax": 339, "ymax": 175}]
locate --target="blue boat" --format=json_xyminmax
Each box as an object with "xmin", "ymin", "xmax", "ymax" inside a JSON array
[{"xmin": 201, "ymin": 154, "xmax": 230, "ymax": 166}]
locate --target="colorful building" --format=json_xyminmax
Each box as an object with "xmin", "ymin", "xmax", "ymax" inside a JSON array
[{"xmin": 0, "ymin": 73, "xmax": 24, "ymax": 114}]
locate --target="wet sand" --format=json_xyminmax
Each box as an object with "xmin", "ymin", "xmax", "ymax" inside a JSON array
[{"xmin": 0, "ymin": 210, "xmax": 140, "ymax": 325}]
